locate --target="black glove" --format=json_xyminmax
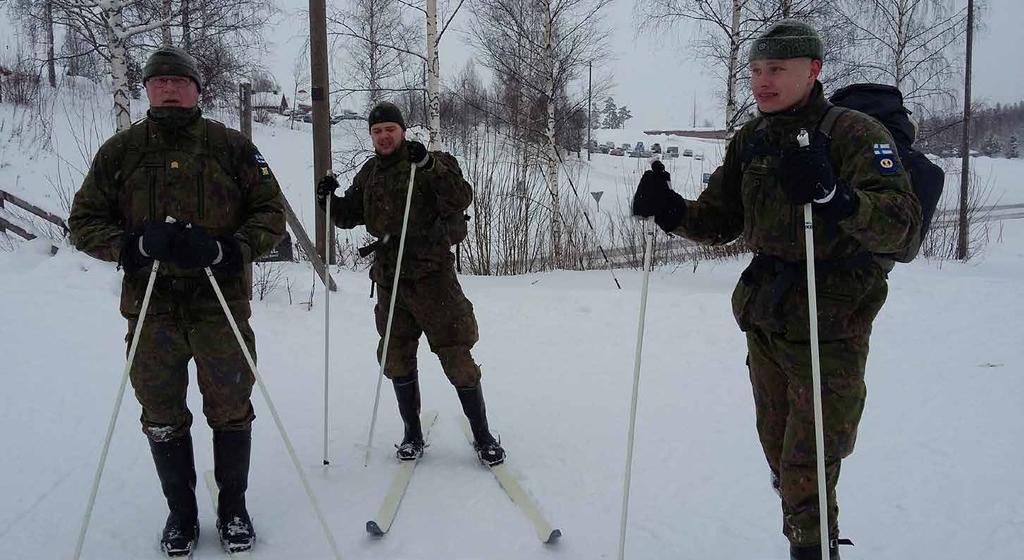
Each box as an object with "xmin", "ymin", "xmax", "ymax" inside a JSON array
[
  {"xmin": 779, "ymin": 141, "xmax": 858, "ymax": 221},
  {"xmin": 140, "ymin": 221, "xmax": 181, "ymax": 261},
  {"xmin": 119, "ymin": 221, "xmax": 181, "ymax": 272},
  {"xmin": 812, "ymin": 178, "xmax": 859, "ymax": 222},
  {"xmin": 405, "ymin": 140, "xmax": 432, "ymax": 169},
  {"xmin": 170, "ymin": 225, "xmax": 222, "ymax": 269},
  {"xmin": 632, "ymin": 160, "xmax": 685, "ymax": 232},
  {"xmin": 316, "ymin": 174, "xmax": 341, "ymax": 211},
  {"xmin": 779, "ymin": 141, "xmax": 835, "ymax": 205}
]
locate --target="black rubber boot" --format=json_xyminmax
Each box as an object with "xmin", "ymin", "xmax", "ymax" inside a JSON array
[
  {"xmin": 393, "ymin": 372, "xmax": 424, "ymax": 461},
  {"xmin": 149, "ymin": 434, "xmax": 199, "ymax": 558},
  {"xmin": 456, "ymin": 384, "xmax": 505, "ymax": 466},
  {"xmin": 213, "ymin": 429, "xmax": 255, "ymax": 554}
]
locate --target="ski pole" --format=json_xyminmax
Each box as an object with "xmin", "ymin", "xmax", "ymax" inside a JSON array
[
  {"xmin": 74, "ymin": 216, "xmax": 171, "ymax": 560},
  {"xmin": 202, "ymin": 263, "xmax": 343, "ymax": 560},
  {"xmin": 798, "ymin": 128, "xmax": 831, "ymax": 560},
  {"xmin": 323, "ymin": 172, "xmax": 333, "ymax": 466},
  {"xmin": 363, "ymin": 161, "xmax": 417, "ymax": 467},
  {"xmin": 618, "ymin": 164, "xmax": 660, "ymax": 560}
]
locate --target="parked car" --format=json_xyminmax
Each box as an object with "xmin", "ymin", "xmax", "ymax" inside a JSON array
[
  {"xmin": 665, "ymin": 146, "xmax": 679, "ymax": 158},
  {"xmin": 694, "ymin": 152, "xmax": 704, "ymax": 161},
  {"xmin": 621, "ymin": 143, "xmax": 632, "ymax": 151},
  {"xmin": 651, "ymin": 143, "xmax": 662, "ymax": 154},
  {"xmin": 301, "ymin": 113, "xmax": 314, "ymax": 123},
  {"xmin": 598, "ymin": 145, "xmax": 610, "ymax": 154},
  {"xmin": 610, "ymin": 148, "xmax": 625, "ymax": 156},
  {"xmin": 682, "ymin": 148, "xmax": 693, "ymax": 157},
  {"xmin": 634, "ymin": 141, "xmax": 645, "ymax": 153}
]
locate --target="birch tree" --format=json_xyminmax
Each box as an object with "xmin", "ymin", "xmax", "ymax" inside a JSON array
[
  {"xmin": 836, "ymin": 0, "xmax": 968, "ymax": 110},
  {"xmin": 329, "ymin": 0, "xmax": 464, "ymax": 147},
  {"xmin": 53, "ymin": 0, "xmax": 169, "ymax": 131},
  {"xmin": 469, "ymin": 0, "xmax": 611, "ymax": 266},
  {"xmin": 640, "ymin": 0, "xmax": 850, "ymax": 130}
]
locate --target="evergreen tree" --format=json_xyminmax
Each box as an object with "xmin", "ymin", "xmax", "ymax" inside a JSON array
[
  {"xmin": 590, "ymin": 103, "xmax": 603, "ymax": 129},
  {"xmin": 602, "ymin": 97, "xmax": 619, "ymax": 129},
  {"xmin": 617, "ymin": 106, "xmax": 632, "ymax": 129},
  {"xmin": 1008, "ymin": 136, "xmax": 1020, "ymax": 159}
]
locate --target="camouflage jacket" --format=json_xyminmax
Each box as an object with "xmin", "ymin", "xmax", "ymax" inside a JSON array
[
  {"xmin": 670, "ymin": 83, "xmax": 922, "ymax": 340},
  {"xmin": 68, "ymin": 108, "xmax": 286, "ymax": 318},
  {"xmin": 330, "ymin": 143, "xmax": 472, "ymax": 284}
]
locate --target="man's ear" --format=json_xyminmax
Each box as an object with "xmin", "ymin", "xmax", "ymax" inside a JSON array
[{"xmin": 809, "ymin": 59, "xmax": 823, "ymax": 81}]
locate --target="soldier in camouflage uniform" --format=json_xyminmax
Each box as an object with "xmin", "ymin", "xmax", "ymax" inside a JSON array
[
  {"xmin": 68, "ymin": 46, "xmax": 285, "ymax": 557},
  {"xmin": 632, "ymin": 21, "xmax": 921, "ymax": 560},
  {"xmin": 316, "ymin": 102, "xmax": 505, "ymax": 466}
]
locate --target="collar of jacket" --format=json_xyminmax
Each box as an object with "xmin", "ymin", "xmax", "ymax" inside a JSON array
[
  {"xmin": 758, "ymin": 81, "xmax": 830, "ymax": 133},
  {"xmin": 147, "ymin": 106, "xmax": 202, "ymax": 132},
  {"xmin": 375, "ymin": 142, "xmax": 409, "ymax": 170}
]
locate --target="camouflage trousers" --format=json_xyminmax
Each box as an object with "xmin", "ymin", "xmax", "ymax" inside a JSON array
[
  {"xmin": 126, "ymin": 307, "xmax": 257, "ymax": 442},
  {"xmin": 746, "ymin": 328, "xmax": 869, "ymax": 546},
  {"xmin": 374, "ymin": 268, "xmax": 481, "ymax": 387}
]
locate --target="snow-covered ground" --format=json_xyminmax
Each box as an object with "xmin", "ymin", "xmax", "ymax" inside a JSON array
[{"xmin": 2, "ymin": 85, "xmax": 1024, "ymax": 559}]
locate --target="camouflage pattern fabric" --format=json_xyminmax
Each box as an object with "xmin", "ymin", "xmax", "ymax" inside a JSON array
[
  {"xmin": 664, "ymin": 82, "xmax": 919, "ymax": 548},
  {"xmin": 126, "ymin": 310, "xmax": 257, "ymax": 442},
  {"xmin": 671, "ymin": 82, "xmax": 920, "ymax": 341},
  {"xmin": 374, "ymin": 267, "xmax": 482, "ymax": 387},
  {"xmin": 747, "ymin": 329, "xmax": 868, "ymax": 546},
  {"xmin": 69, "ymin": 108, "xmax": 286, "ymax": 319},
  {"xmin": 69, "ymin": 108, "xmax": 283, "ymax": 439},
  {"xmin": 329, "ymin": 142, "xmax": 473, "ymax": 285},
  {"xmin": 329, "ymin": 142, "xmax": 481, "ymax": 386}
]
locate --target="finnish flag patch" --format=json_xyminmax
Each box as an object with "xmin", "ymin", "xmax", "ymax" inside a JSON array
[{"xmin": 872, "ymin": 143, "xmax": 900, "ymax": 175}]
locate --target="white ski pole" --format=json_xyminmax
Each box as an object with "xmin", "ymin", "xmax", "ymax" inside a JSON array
[
  {"xmin": 323, "ymin": 172, "xmax": 333, "ymax": 466},
  {"xmin": 798, "ymin": 128, "xmax": 831, "ymax": 560},
  {"xmin": 363, "ymin": 162, "xmax": 417, "ymax": 467},
  {"xmin": 74, "ymin": 216, "xmax": 172, "ymax": 560},
  {"xmin": 618, "ymin": 175, "xmax": 659, "ymax": 560},
  {"xmin": 203, "ymin": 263, "xmax": 343, "ymax": 560}
]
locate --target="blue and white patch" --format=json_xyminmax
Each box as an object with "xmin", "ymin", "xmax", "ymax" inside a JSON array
[
  {"xmin": 253, "ymin": 151, "xmax": 267, "ymax": 165},
  {"xmin": 872, "ymin": 143, "xmax": 900, "ymax": 175}
]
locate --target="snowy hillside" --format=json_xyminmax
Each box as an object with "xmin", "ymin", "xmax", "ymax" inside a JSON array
[{"xmin": 2, "ymin": 84, "xmax": 1024, "ymax": 560}]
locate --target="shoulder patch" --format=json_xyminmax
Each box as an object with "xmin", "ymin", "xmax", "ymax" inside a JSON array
[
  {"xmin": 253, "ymin": 150, "xmax": 267, "ymax": 165},
  {"xmin": 873, "ymin": 143, "xmax": 900, "ymax": 175}
]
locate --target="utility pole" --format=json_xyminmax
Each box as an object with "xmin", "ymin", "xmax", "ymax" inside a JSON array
[
  {"xmin": 309, "ymin": 0, "xmax": 334, "ymax": 264},
  {"xmin": 239, "ymin": 83, "xmax": 252, "ymax": 140},
  {"xmin": 957, "ymin": 0, "xmax": 974, "ymax": 261},
  {"xmin": 588, "ymin": 62, "xmax": 593, "ymax": 162}
]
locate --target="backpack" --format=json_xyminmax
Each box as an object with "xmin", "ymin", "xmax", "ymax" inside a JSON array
[
  {"xmin": 432, "ymin": 151, "xmax": 472, "ymax": 246},
  {"xmin": 826, "ymin": 83, "xmax": 945, "ymax": 263}
]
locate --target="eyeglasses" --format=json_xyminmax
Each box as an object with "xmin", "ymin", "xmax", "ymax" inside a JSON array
[{"xmin": 149, "ymin": 76, "xmax": 193, "ymax": 88}]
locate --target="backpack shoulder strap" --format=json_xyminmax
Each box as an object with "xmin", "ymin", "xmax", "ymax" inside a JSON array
[
  {"xmin": 118, "ymin": 120, "xmax": 152, "ymax": 184},
  {"xmin": 740, "ymin": 117, "xmax": 771, "ymax": 170},
  {"xmin": 202, "ymin": 119, "xmax": 236, "ymax": 173},
  {"xmin": 817, "ymin": 105, "xmax": 852, "ymax": 139}
]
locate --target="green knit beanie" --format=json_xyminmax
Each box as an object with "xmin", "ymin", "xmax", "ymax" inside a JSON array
[
  {"xmin": 749, "ymin": 19, "xmax": 824, "ymax": 62},
  {"xmin": 143, "ymin": 46, "xmax": 202, "ymax": 92}
]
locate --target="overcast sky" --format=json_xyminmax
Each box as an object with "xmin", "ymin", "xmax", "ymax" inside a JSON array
[
  {"xmin": 0, "ymin": 1, "xmax": 1018, "ymax": 128},
  {"xmin": 266, "ymin": 0, "xmax": 1022, "ymax": 130}
]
